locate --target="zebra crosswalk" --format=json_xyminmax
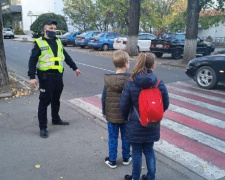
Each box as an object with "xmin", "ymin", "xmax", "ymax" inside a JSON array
[{"xmin": 68, "ymin": 80, "xmax": 225, "ymax": 180}]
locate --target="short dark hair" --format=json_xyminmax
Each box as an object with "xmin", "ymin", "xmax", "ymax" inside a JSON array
[{"xmin": 43, "ymin": 20, "xmax": 57, "ymax": 27}]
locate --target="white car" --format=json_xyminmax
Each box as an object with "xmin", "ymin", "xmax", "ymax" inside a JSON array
[
  {"xmin": 113, "ymin": 33, "xmax": 156, "ymax": 52},
  {"xmin": 3, "ymin": 28, "xmax": 14, "ymax": 39}
]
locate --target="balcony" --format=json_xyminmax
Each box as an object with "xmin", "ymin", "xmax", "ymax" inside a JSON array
[{"xmin": 2, "ymin": 5, "xmax": 22, "ymax": 14}]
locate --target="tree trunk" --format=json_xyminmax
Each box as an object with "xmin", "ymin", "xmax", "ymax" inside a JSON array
[
  {"xmin": 0, "ymin": 0, "xmax": 9, "ymax": 85},
  {"xmin": 126, "ymin": 0, "xmax": 140, "ymax": 56},
  {"xmin": 182, "ymin": 0, "xmax": 201, "ymax": 64}
]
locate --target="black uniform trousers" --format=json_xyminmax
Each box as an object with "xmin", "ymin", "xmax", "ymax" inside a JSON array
[{"xmin": 38, "ymin": 72, "xmax": 64, "ymax": 130}]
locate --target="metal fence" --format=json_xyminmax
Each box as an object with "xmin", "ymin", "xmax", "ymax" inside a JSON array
[{"xmin": 202, "ymin": 37, "xmax": 225, "ymax": 45}]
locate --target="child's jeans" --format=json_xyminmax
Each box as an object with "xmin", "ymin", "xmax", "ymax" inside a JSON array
[
  {"xmin": 107, "ymin": 122, "xmax": 130, "ymax": 162},
  {"xmin": 131, "ymin": 142, "xmax": 156, "ymax": 180}
]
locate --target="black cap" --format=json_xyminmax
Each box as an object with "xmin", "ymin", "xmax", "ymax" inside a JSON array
[{"xmin": 43, "ymin": 20, "xmax": 57, "ymax": 27}]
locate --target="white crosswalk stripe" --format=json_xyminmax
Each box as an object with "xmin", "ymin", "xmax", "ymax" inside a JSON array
[{"xmin": 68, "ymin": 80, "xmax": 225, "ymax": 180}]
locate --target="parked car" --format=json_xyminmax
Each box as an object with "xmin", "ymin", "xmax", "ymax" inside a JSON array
[
  {"xmin": 75, "ymin": 31, "xmax": 101, "ymax": 48},
  {"xmin": 55, "ymin": 30, "xmax": 67, "ymax": 38},
  {"xmin": 3, "ymin": 28, "xmax": 14, "ymax": 39},
  {"xmin": 88, "ymin": 32, "xmax": 122, "ymax": 51},
  {"xmin": 113, "ymin": 33, "xmax": 156, "ymax": 52},
  {"xmin": 185, "ymin": 55, "xmax": 225, "ymax": 89},
  {"xmin": 59, "ymin": 31, "xmax": 81, "ymax": 46},
  {"xmin": 150, "ymin": 33, "xmax": 215, "ymax": 59}
]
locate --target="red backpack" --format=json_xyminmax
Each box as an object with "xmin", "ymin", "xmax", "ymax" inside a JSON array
[{"xmin": 134, "ymin": 80, "xmax": 164, "ymax": 127}]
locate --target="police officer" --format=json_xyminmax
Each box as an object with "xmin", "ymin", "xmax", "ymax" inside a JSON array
[{"xmin": 28, "ymin": 20, "xmax": 82, "ymax": 138}]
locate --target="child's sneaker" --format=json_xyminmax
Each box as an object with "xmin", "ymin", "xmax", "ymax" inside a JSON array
[
  {"xmin": 124, "ymin": 175, "xmax": 132, "ymax": 180},
  {"xmin": 105, "ymin": 157, "xmax": 117, "ymax": 168},
  {"xmin": 141, "ymin": 174, "xmax": 147, "ymax": 180},
  {"xmin": 123, "ymin": 155, "xmax": 132, "ymax": 165}
]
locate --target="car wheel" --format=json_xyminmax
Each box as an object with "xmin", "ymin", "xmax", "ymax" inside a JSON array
[
  {"xmin": 102, "ymin": 44, "xmax": 109, "ymax": 51},
  {"xmin": 154, "ymin": 52, "xmax": 163, "ymax": 58},
  {"xmin": 137, "ymin": 47, "xmax": 139, "ymax": 52},
  {"xmin": 80, "ymin": 45, "xmax": 85, "ymax": 48},
  {"xmin": 64, "ymin": 44, "xmax": 67, "ymax": 46},
  {"xmin": 172, "ymin": 49, "xmax": 182, "ymax": 59},
  {"xmin": 203, "ymin": 48, "xmax": 211, "ymax": 56},
  {"xmin": 196, "ymin": 66, "xmax": 217, "ymax": 89}
]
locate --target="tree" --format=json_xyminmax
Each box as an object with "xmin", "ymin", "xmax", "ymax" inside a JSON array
[
  {"xmin": 199, "ymin": 10, "xmax": 225, "ymax": 30},
  {"xmin": 126, "ymin": 0, "xmax": 141, "ymax": 56},
  {"xmin": 168, "ymin": 0, "xmax": 187, "ymax": 32},
  {"xmin": 0, "ymin": 0, "xmax": 9, "ymax": 85},
  {"xmin": 140, "ymin": 0, "xmax": 181, "ymax": 35},
  {"xmin": 182, "ymin": 0, "xmax": 225, "ymax": 64},
  {"xmin": 30, "ymin": 13, "xmax": 67, "ymax": 38},
  {"xmin": 63, "ymin": 0, "xmax": 129, "ymax": 33}
]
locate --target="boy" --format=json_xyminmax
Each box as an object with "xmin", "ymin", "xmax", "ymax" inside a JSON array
[{"xmin": 101, "ymin": 50, "xmax": 131, "ymax": 169}]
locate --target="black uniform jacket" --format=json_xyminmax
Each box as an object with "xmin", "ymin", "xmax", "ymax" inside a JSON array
[{"xmin": 28, "ymin": 36, "xmax": 78, "ymax": 79}]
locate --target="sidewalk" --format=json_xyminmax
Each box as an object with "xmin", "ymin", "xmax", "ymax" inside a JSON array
[
  {"xmin": 0, "ymin": 87, "xmax": 204, "ymax": 180},
  {"xmin": 13, "ymin": 35, "xmax": 34, "ymax": 42}
]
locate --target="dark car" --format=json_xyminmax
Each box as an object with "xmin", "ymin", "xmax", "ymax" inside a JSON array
[
  {"xmin": 59, "ymin": 31, "xmax": 81, "ymax": 46},
  {"xmin": 150, "ymin": 33, "xmax": 215, "ymax": 59},
  {"xmin": 75, "ymin": 31, "xmax": 101, "ymax": 48},
  {"xmin": 185, "ymin": 55, "xmax": 225, "ymax": 89},
  {"xmin": 88, "ymin": 32, "xmax": 121, "ymax": 51}
]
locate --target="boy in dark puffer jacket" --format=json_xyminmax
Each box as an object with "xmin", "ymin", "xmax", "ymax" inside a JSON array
[
  {"xmin": 101, "ymin": 50, "xmax": 132, "ymax": 169},
  {"xmin": 120, "ymin": 53, "xmax": 169, "ymax": 180}
]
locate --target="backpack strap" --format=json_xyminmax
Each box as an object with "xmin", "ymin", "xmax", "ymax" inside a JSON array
[
  {"xmin": 156, "ymin": 80, "xmax": 161, "ymax": 88},
  {"xmin": 133, "ymin": 106, "xmax": 141, "ymax": 122}
]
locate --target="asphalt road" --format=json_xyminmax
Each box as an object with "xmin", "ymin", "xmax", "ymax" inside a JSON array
[
  {"xmin": 4, "ymin": 39, "xmax": 190, "ymax": 100},
  {"xmin": 1, "ymin": 39, "xmax": 204, "ymax": 180}
]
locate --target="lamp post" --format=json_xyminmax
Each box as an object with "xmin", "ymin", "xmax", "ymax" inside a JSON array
[{"xmin": 27, "ymin": 11, "xmax": 33, "ymax": 26}]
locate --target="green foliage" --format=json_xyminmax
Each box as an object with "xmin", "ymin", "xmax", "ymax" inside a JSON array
[
  {"xmin": 200, "ymin": 0, "xmax": 225, "ymax": 9},
  {"xmin": 63, "ymin": 0, "xmax": 129, "ymax": 33},
  {"xmin": 168, "ymin": 11, "xmax": 187, "ymax": 32},
  {"xmin": 2, "ymin": 14, "xmax": 13, "ymax": 27},
  {"xmin": 30, "ymin": 13, "xmax": 67, "ymax": 38},
  {"xmin": 199, "ymin": 14, "xmax": 225, "ymax": 29},
  {"xmin": 63, "ymin": 0, "xmax": 225, "ymax": 35},
  {"xmin": 14, "ymin": 26, "xmax": 25, "ymax": 35}
]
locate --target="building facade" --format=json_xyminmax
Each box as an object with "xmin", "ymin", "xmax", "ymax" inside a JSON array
[{"xmin": 2, "ymin": 0, "xmax": 75, "ymax": 34}]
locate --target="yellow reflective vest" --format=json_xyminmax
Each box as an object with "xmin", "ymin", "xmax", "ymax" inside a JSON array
[{"xmin": 35, "ymin": 37, "xmax": 65, "ymax": 73}]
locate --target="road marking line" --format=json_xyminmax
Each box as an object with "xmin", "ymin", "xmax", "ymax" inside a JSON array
[
  {"xmin": 155, "ymin": 140, "xmax": 225, "ymax": 180},
  {"xmin": 162, "ymin": 118, "xmax": 225, "ymax": 153},
  {"xmin": 165, "ymin": 110, "xmax": 225, "ymax": 140},
  {"xmin": 169, "ymin": 93, "xmax": 225, "ymax": 114},
  {"xmin": 161, "ymin": 126, "xmax": 225, "ymax": 171},
  {"xmin": 169, "ymin": 98, "xmax": 225, "ymax": 121},
  {"xmin": 68, "ymin": 96, "xmax": 225, "ymax": 179},
  {"xmin": 168, "ymin": 88, "xmax": 225, "ymax": 108},
  {"xmin": 176, "ymin": 81, "xmax": 225, "ymax": 95},
  {"xmin": 167, "ymin": 85, "xmax": 225, "ymax": 103},
  {"xmin": 75, "ymin": 62, "xmax": 114, "ymax": 73},
  {"xmin": 169, "ymin": 104, "xmax": 225, "ymax": 129},
  {"xmin": 170, "ymin": 82, "xmax": 225, "ymax": 99}
]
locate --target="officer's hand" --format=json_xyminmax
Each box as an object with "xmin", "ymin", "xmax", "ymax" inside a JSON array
[
  {"xmin": 75, "ymin": 69, "xmax": 83, "ymax": 76},
  {"xmin": 30, "ymin": 79, "xmax": 37, "ymax": 88}
]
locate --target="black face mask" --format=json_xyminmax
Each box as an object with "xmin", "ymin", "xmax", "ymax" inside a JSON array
[{"xmin": 46, "ymin": 30, "xmax": 56, "ymax": 38}]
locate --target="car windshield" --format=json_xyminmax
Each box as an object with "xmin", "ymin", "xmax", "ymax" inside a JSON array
[
  {"xmin": 159, "ymin": 33, "xmax": 174, "ymax": 40},
  {"xmin": 80, "ymin": 32, "xmax": 90, "ymax": 36},
  {"xmin": 63, "ymin": 32, "xmax": 72, "ymax": 37},
  {"xmin": 96, "ymin": 33, "xmax": 105, "ymax": 37},
  {"xmin": 3, "ymin": 28, "xmax": 11, "ymax": 31}
]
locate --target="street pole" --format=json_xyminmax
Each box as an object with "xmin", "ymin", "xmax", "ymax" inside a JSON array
[{"xmin": 0, "ymin": 0, "xmax": 9, "ymax": 85}]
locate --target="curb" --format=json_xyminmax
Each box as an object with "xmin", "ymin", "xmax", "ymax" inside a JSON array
[
  {"xmin": 160, "ymin": 62, "xmax": 187, "ymax": 68},
  {"xmin": 0, "ymin": 72, "xmax": 32, "ymax": 99}
]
